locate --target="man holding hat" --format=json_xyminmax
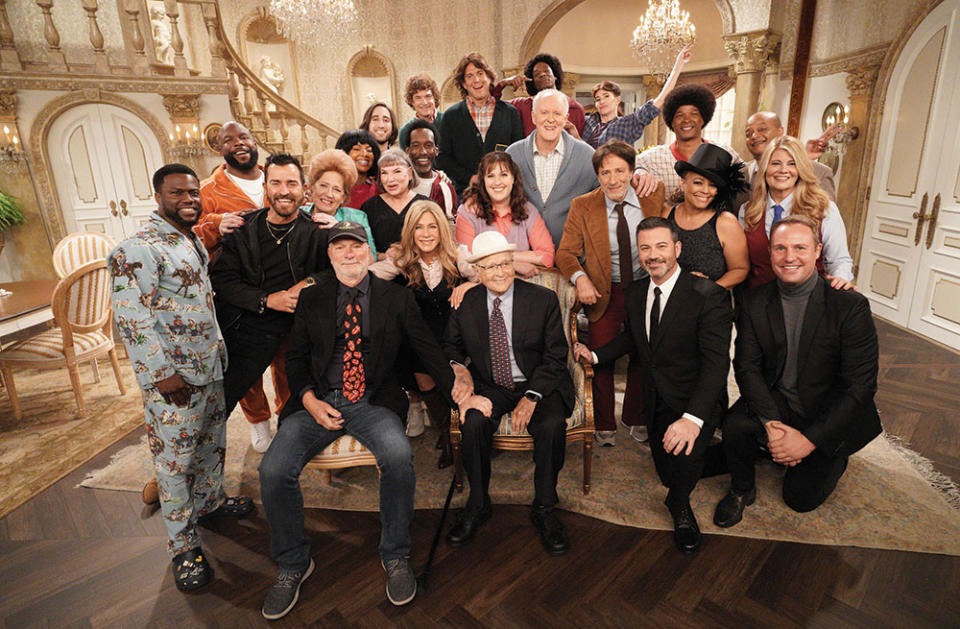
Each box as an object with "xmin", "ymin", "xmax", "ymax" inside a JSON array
[
  {"xmin": 444, "ymin": 231, "xmax": 575, "ymax": 555},
  {"xmin": 257, "ymin": 220, "xmax": 466, "ymax": 618}
]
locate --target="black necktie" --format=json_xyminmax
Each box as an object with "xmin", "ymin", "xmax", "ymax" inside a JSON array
[
  {"xmin": 649, "ymin": 286, "xmax": 661, "ymax": 341},
  {"xmin": 614, "ymin": 202, "xmax": 633, "ymax": 285}
]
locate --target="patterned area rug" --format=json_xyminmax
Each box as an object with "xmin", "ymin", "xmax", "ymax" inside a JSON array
[
  {"xmin": 81, "ymin": 405, "xmax": 960, "ymax": 556},
  {"xmin": 0, "ymin": 360, "xmax": 143, "ymax": 518}
]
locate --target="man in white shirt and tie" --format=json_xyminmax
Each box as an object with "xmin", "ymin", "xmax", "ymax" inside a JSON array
[{"xmin": 574, "ymin": 217, "xmax": 733, "ymax": 554}]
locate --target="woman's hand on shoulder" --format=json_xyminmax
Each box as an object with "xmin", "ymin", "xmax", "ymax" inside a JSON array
[{"xmin": 450, "ymin": 281, "xmax": 478, "ymax": 309}]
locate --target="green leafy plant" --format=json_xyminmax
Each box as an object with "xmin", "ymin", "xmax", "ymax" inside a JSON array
[{"xmin": 0, "ymin": 188, "xmax": 26, "ymax": 231}]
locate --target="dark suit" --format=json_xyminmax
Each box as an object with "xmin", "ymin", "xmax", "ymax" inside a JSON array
[
  {"xmin": 260, "ymin": 270, "xmax": 455, "ymax": 571},
  {"xmin": 594, "ymin": 271, "xmax": 733, "ymax": 510},
  {"xmin": 437, "ymin": 99, "xmax": 523, "ymax": 194},
  {"xmin": 445, "ymin": 279, "xmax": 574, "ymax": 510},
  {"xmin": 725, "ymin": 276, "xmax": 881, "ymax": 511}
]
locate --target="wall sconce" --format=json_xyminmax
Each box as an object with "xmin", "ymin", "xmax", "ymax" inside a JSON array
[
  {"xmin": 168, "ymin": 121, "xmax": 206, "ymax": 159},
  {"xmin": 822, "ymin": 102, "xmax": 859, "ymax": 157},
  {"xmin": 0, "ymin": 124, "xmax": 27, "ymax": 173}
]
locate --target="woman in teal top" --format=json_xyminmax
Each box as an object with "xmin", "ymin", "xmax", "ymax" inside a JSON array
[{"xmin": 304, "ymin": 149, "xmax": 377, "ymax": 258}]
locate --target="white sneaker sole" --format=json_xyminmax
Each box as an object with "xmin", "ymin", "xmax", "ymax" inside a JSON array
[
  {"xmin": 381, "ymin": 560, "xmax": 417, "ymax": 606},
  {"xmin": 262, "ymin": 558, "xmax": 315, "ymax": 620}
]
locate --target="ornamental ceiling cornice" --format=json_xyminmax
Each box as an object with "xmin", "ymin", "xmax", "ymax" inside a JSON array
[{"xmin": 778, "ymin": 44, "xmax": 888, "ymax": 80}]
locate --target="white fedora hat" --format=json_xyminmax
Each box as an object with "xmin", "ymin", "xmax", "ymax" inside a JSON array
[{"xmin": 467, "ymin": 230, "xmax": 517, "ymax": 263}]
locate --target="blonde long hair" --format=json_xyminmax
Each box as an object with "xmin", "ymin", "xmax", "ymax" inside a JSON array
[
  {"xmin": 396, "ymin": 200, "xmax": 460, "ymax": 288},
  {"xmin": 742, "ymin": 135, "xmax": 830, "ymax": 231}
]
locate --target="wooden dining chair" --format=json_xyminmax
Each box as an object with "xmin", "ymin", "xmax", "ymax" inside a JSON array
[{"xmin": 0, "ymin": 259, "xmax": 126, "ymax": 419}]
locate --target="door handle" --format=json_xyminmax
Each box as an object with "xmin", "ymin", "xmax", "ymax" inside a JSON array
[
  {"xmin": 912, "ymin": 192, "xmax": 929, "ymax": 246},
  {"xmin": 109, "ymin": 200, "xmax": 118, "ymax": 217},
  {"xmin": 926, "ymin": 193, "xmax": 941, "ymax": 250},
  {"xmin": 119, "ymin": 199, "xmax": 129, "ymax": 216}
]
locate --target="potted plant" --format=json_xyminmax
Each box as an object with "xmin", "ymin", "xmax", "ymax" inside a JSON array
[{"xmin": 0, "ymin": 188, "xmax": 26, "ymax": 258}]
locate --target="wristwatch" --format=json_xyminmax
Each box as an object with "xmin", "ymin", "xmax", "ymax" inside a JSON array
[
  {"xmin": 257, "ymin": 294, "xmax": 268, "ymax": 314},
  {"xmin": 524, "ymin": 391, "xmax": 542, "ymax": 403}
]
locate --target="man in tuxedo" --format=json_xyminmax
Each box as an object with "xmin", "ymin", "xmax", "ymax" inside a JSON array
[
  {"xmin": 574, "ymin": 217, "xmax": 733, "ymax": 554},
  {"xmin": 713, "ymin": 215, "xmax": 881, "ymax": 527},
  {"xmin": 445, "ymin": 231, "xmax": 575, "ymax": 555},
  {"xmin": 257, "ymin": 221, "xmax": 466, "ymax": 619}
]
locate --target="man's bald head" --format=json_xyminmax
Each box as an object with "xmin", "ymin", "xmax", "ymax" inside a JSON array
[
  {"xmin": 218, "ymin": 121, "xmax": 259, "ymax": 174},
  {"xmin": 744, "ymin": 111, "xmax": 785, "ymax": 160}
]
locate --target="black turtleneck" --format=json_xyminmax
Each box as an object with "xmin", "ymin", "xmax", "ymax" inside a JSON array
[{"xmin": 776, "ymin": 271, "xmax": 819, "ymax": 418}]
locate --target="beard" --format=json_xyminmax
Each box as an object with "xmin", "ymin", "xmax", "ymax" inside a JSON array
[
  {"xmin": 267, "ymin": 192, "xmax": 302, "ymax": 219},
  {"xmin": 224, "ymin": 145, "xmax": 260, "ymax": 172},
  {"xmin": 160, "ymin": 202, "xmax": 199, "ymax": 229}
]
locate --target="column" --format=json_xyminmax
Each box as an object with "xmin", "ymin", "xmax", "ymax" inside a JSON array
[
  {"xmin": 837, "ymin": 65, "xmax": 881, "ymax": 263},
  {"xmin": 723, "ymin": 30, "xmax": 780, "ymax": 159},
  {"xmin": 641, "ymin": 74, "xmax": 665, "ymax": 146}
]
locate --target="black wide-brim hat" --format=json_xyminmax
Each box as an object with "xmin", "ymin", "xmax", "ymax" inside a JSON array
[{"xmin": 674, "ymin": 143, "xmax": 737, "ymax": 190}]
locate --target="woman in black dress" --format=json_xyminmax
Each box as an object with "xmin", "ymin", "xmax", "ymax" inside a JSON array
[
  {"xmin": 668, "ymin": 143, "xmax": 749, "ymax": 289},
  {"xmin": 361, "ymin": 148, "xmax": 429, "ymax": 256},
  {"xmin": 371, "ymin": 200, "xmax": 476, "ymax": 467}
]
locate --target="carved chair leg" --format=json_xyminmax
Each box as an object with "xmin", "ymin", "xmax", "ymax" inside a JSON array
[
  {"xmin": 583, "ymin": 438, "xmax": 593, "ymax": 495},
  {"xmin": 108, "ymin": 348, "xmax": 127, "ymax": 395},
  {"xmin": 66, "ymin": 362, "xmax": 86, "ymax": 418},
  {"xmin": 90, "ymin": 358, "xmax": 101, "ymax": 383},
  {"xmin": 1, "ymin": 363, "xmax": 20, "ymax": 420},
  {"xmin": 453, "ymin": 437, "xmax": 464, "ymax": 492}
]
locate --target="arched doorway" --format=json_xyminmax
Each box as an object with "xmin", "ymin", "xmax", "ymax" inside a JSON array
[
  {"xmin": 858, "ymin": 0, "xmax": 960, "ymax": 349},
  {"xmin": 46, "ymin": 103, "xmax": 164, "ymax": 243}
]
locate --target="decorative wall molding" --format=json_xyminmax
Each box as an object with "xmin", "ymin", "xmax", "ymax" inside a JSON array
[
  {"xmin": 27, "ymin": 90, "xmax": 171, "ymax": 246},
  {"xmin": 161, "ymin": 93, "xmax": 201, "ymax": 119},
  {"xmin": 0, "ymin": 87, "xmax": 15, "ymax": 117},
  {"xmin": 781, "ymin": 44, "xmax": 889, "ymax": 79},
  {"xmin": 723, "ymin": 29, "xmax": 780, "ymax": 74},
  {"xmin": 845, "ymin": 64, "xmax": 883, "ymax": 96},
  {"xmin": 0, "ymin": 74, "xmax": 228, "ymax": 94}
]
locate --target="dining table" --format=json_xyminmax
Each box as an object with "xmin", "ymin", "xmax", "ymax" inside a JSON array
[{"xmin": 0, "ymin": 279, "xmax": 59, "ymax": 343}]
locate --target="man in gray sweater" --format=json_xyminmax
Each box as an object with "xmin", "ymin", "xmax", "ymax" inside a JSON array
[{"xmin": 506, "ymin": 89, "xmax": 598, "ymax": 247}]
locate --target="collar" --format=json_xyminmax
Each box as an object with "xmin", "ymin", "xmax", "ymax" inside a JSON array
[
  {"xmin": 532, "ymin": 130, "xmax": 565, "ymax": 158},
  {"xmin": 486, "ymin": 281, "xmax": 515, "ymax": 307},
  {"xmin": 605, "ymin": 186, "xmax": 641, "ymax": 215},
  {"xmin": 766, "ymin": 192, "xmax": 795, "ymax": 212},
  {"xmin": 670, "ymin": 138, "xmax": 706, "ymax": 162},
  {"xmin": 467, "ymin": 96, "xmax": 494, "ymax": 110},
  {"xmin": 648, "ymin": 264, "xmax": 682, "ymax": 302},
  {"xmin": 337, "ymin": 273, "xmax": 370, "ymax": 297}
]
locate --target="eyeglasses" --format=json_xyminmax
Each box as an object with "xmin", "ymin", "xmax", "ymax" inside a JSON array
[{"xmin": 474, "ymin": 260, "xmax": 514, "ymax": 273}]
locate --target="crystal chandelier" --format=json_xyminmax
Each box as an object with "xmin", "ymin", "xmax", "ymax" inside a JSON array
[
  {"xmin": 630, "ymin": 0, "xmax": 696, "ymax": 79},
  {"xmin": 269, "ymin": 0, "xmax": 359, "ymax": 44}
]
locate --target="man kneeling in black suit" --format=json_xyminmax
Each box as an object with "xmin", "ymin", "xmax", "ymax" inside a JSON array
[
  {"xmin": 714, "ymin": 215, "xmax": 881, "ymax": 527},
  {"xmin": 574, "ymin": 217, "xmax": 733, "ymax": 554},
  {"xmin": 445, "ymin": 231, "xmax": 575, "ymax": 555}
]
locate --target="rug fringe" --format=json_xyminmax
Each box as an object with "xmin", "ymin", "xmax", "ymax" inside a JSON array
[{"xmin": 883, "ymin": 432, "xmax": 960, "ymax": 511}]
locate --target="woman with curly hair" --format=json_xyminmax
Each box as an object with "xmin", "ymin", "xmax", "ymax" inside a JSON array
[
  {"xmin": 370, "ymin": 200, "xmax": 477, "ymax": 467},
  {"xmin": 583, "ymin": 45, "xmax": 691, "ymax": 149},
  {"xmin": 740, "ymin": 135, "xmax": 853, "ymax": 289},
  {"xmin": 454, "ymin": 151, "xmax": 554, "ymax": 278},
  {"xmin": 668, "ymin": 143, "xmax": 750, "ymax": 289},
  {"xmin": 304, "ymin": 149, "xmax": 377, "ymax": 258},
  {"xmin": 335, "ymin": 129, "xmax": 381, "ymax": 210}
]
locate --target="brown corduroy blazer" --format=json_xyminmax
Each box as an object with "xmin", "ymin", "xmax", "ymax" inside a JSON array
[{"xmin": 556, "ymin": 182, "xmax": 665, "ymax": 322}]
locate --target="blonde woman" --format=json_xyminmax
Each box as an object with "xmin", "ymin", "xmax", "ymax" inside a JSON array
[
  {"xmin": 371, "ymin": 200, "xmax": 476, "ymax": 467},
  {"xmin": 740, "ymin": 135, "xmax": 853, "ymax": 289}
]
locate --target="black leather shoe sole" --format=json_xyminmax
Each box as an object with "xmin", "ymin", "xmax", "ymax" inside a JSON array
[
  {"xmin": 445, "ymin": 506, "xmax": 492, "ymax": 547},
  {"xmin": 531, "ymin": 510, "xmax": 570, "ymax": 556},
  {"xmin": 713, "ymin": 488, "xmax": 757, "ymax": 528},
  {"xmin": 674, "ymin": 527, "xmax": 702, "ymax": 555}
]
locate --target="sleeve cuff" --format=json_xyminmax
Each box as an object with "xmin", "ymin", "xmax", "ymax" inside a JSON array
[
  {"xmin": 523, "ymin": 390, "xmax": 543, "ymax": 402},
  {"xmin": 681, "ymin": 412, "xmax": 704, "ymax": 428},
  {"xmin": 570, "ymin": 270, "xmax": 586, "ymax": 285},
  {"xmin": 591, "ymin": 351, "xmax": 599, "ymax": 365}
]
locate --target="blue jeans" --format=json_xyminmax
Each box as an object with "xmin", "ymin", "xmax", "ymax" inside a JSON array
[{"xmin": 258, "ymin": 390, "xmax": 415, "ymax": 571}]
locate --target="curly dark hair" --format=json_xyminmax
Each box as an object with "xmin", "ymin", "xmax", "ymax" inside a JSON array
[
  {"xmin": 359, "ymin": 102, "xmax": 398, "ymax": 147},
  {"xmin": 523, "ymin": 53, "xmax": 563, "ymax": 96},
  {"xmin": 462, "ymin": 152, "xmax": 528, "ymax": 225},
  {"xmin": 662, "ymin": 83, "xmax": 716, "ymax": 130},
  {"xmin": 453, "ymin": 52, "xmax": 497, "ymax": 99},
  {"xmin": 404, "ymin": 74, "xmax": 440, "ymax": 108},
  {"xmin": 335, "ymin": 129, "xmax": 381, "ymax": 179},
  {"xmin": 399, "ymin": 118, "xmax": 439, "ymax": 149}
]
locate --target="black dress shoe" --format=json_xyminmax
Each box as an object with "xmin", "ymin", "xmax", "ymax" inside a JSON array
[
  {"xmin": 445, "ymin": 504, "xmax": 492, "ymax": 547},
  {"xmin": 713, "ymin": 487, "xmax": 756, "ymax": 528},
  {"xmin": 530, "ymin": 507, "xmax": 570, "ymax": 555},
  {"xmin": 671, "ymin": 505, "xmax": 702, "ymax": 554}
]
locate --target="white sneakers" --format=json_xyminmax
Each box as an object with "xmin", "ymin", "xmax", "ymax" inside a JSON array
[
  {"xmin": 406, "ymin": 401, "xmax": 426, "ymax": 437},
  {"xmin": 250, "ymin": 420, "xmax": 274, "ymax": 453}
]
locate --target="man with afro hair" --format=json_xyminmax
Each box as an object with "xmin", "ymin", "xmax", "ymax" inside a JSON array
[
  {"xmin": 491, "ymin": 52, "xmax": 586, "ymax": 137},
  {"xmin": 634, "ymin": 83, "xmax": 742, "ymax": 210}
]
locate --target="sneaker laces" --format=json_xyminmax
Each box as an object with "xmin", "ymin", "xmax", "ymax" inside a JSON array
[
  {"xmin": 383, "ymin": 558, "xmax": 411, "ymax": 578},
  {"xmin": 275, "ymin": 570, "xmax": 303, "ymax": 588}
]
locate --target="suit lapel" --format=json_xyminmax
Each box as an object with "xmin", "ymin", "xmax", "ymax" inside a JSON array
[
  {"xmin": 635, "ymin": 278, "xmax": 652, "ymax": 352},
  {"xmin": 797, "ymin": 277, "xmax": 826, "ymax": 373},
  {"xmin": 316, "ymin": 274, "xmax": 339, "ymax": 363},
  {"xmin": 366, "ymin": 276, "xmax": 387, "ymax": 375},
  {"xmin": 511, "ymin": 281, "xmax": 529, "ymax": 376},
  {"xmin": 765, "ymin": 285, "xmax": 788, "ymax": 381},
  {"xmin": 470, "ymin": 287, "xmax": 492, "ymax": 381}
]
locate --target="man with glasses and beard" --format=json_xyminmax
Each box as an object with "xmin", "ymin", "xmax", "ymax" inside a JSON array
[
  {"xmin": 108, "ymin": 164, "xmax": 252, "ymax": 591},
  {"xmin": 210, "ymin": 154, "xmax": 329, "ymax": 451}
]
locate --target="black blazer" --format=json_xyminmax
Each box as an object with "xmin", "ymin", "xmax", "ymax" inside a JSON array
[
  {"xmin": 437, "ymin": 99, "xmax": 523, "ymax": 193},
  {"xmin": 734, "ymin": 276, "xmax": 881, "ymax": 457},
  {"xmin": 595, "ymin": 272, "xmax": 733, "ymax": 427},
  {"xmin": 282, "ymin": 271, "xmax": 455, "ymax": 420},
  {"xmin": 444, "ymin": 280, "xmax": 574, "ymax": 414}
]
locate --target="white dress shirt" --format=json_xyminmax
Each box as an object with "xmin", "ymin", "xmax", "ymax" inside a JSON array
[
  {"xmin": 532, "ymin": 132, "xmax": 564, "ymax": 202},
  {"xmin": 569, "ymin": 186, "xmax": 646, "ymax": 286}
]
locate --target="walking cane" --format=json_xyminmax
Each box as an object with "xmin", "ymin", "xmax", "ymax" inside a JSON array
[{"xmin": 417, "ymin": 470, "xmax": 458, "ymax": 592}]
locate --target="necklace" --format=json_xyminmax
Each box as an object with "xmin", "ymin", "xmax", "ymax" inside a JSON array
[{"xmin": 266, "ymin": 217, "xmax": 297, "ymax": 245}]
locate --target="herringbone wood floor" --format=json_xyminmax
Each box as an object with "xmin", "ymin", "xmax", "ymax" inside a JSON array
[{"xmin": 2, "ymin": 319, "xmax": 959, "ymax": 628}]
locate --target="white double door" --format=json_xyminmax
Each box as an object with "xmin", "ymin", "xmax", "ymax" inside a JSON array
[
  {"xmin": 47, "ymin": 103, "xmax": 163, "ymax": 243},
  {"xmin": 858, "ymin": 0, "xmax": 960, "ymax": 349}
]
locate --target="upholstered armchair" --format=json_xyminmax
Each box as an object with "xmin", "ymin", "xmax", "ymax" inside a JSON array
[{"xmin": 450, "ymin": 269, "xmax": 595, "ymax": 494}]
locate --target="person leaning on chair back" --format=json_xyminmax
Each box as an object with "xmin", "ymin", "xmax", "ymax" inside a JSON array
[
  {"xmin": 714, "ymin": 215, "xmax": 881, "ymax": 528},
  {"xmin": 444, "ymin": 230, "xmax": 575, "ymax": 556}
]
